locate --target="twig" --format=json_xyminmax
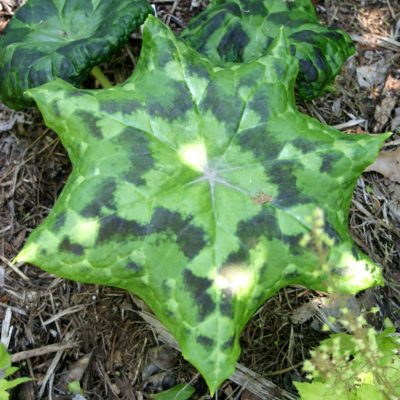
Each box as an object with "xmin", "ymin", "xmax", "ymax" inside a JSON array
[
  {"xmin": 382, "ymin": 139, "xmax": 400, "ymax": 148},
  {"xmin": 265, "ymin": 362, "xmax": 304, "ymax": 377},
  {"xmin": 11, "ymin": 341, "xmax": 78, "ymax": 363},
  {"xmin": 377, "ymin": 36, "xmax": 400, "ymax": 48},
  {"xmin": 0, "ymin": 301, "xmax": 27, "ymax": 316},
  {"xmin": 332, "ymin": 119, "xmax": 366, "ymax": 131},
  {"xmin": 351, "ymin": 33, "xmax": 400, "ymax": 51},
  {"xmin": 42, "ymin": 304, "xmax": 88, "ymax": 326},
  {"xmin": 1, "ymin": 256, "xmax": 29, "ymax": 281},
  {"xmin": 385, "ymin": 0, "xmax": 396, "ymax": 20},
  {"xmin": 38, "ymin": 350, "xmax": 63, "ymax": 399},
  {"xmin": 1, "ymin": 307, "xmax": 12, "ymax": 348}
]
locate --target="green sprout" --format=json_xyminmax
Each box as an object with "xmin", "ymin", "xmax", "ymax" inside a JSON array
[{"xmin": 0, "ymin": 344, "xmax": 31, "ymax": 400}]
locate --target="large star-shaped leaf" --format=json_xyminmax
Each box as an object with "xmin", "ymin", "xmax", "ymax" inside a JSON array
[
  {"xmin": 0, "ymin": 0, "xmax": 153, "ymax": 109},
  {"xmin": 181, "ymin": 0, "xmax": 355, "ymax": 99},
  {"xmin": 16, "ymin": 16, "xmax": 388, "ymax": 393}
]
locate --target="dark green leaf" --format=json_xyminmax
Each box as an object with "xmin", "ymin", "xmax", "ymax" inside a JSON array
[
  {"xmin": 16, "ymin": 16, "xmax": 388, "ymax": 394},
  {"xmin": 0, "ymin": 0, "xmax": 153, "ymax": 109},
  {"xmin": 181, "ymin": 0, "xmax": 355, "ymax": 99}
]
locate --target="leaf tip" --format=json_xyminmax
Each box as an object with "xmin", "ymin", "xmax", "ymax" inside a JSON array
[
  {"xmin": 369, "ymin": 131, "xmax": 394, "ymax": 157},
  {"xmin": 142, "ymin": 14, "xmax": 167, "ymax": 36},
  {"xmin": 196, "ymin": 357, "xmax": 237, "ymax": 396},
  {"xmin": 269, "ymin": 27, "xmax": 292, "ymax": 59},
  {"xmin": 14, "ymin": 243, "xmax": 38, "ymax": 265},
  {"xmin": 382, "ymin": 131, "xmax": 394, "ymax": 141}
]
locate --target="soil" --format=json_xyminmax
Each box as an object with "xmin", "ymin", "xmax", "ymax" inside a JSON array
[{"xmin": 0, "ymin": 0, "xmax": 399, "ymax": 399}]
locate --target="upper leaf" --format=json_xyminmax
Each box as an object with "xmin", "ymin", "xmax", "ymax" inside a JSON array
[
  {"xmin": 181, "ymin": 0, "xmax": 355, "ymax": 99},
  {"xmin": 0, "ymin": 0, "xmax": 153, "ymax": 109},
  {"xmin": 16, "ymin": 16, "xmax": 388, "ymax": 394}
]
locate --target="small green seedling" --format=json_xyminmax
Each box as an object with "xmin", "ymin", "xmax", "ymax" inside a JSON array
[
  {"xmin": 68, "ymin": 380, "xmax": 87, "ymax": 400},
  {"xmin": 0, "ymin": 344, "xmax": 31, "ymax": 400}
]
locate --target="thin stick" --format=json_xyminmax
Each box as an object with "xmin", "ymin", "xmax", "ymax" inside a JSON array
[
  {"xmin": 1, "ymin": 307, "xmax": 12, "ymax": 348},
  {"xmin": 11, "ymin": 342, "xmax": 78, "ymax": 363},
  {"xmin": 90, "ymin": 66, "xmax": 113, "ymax": 89},
  {"xmin": 38, "ymin": 350, "xmax": 63, "ymax": 399},
  {"xmin": 385, "ymin": 0, "xmax": 396, "ymax": 20},
  {"xmin": 1, "ymin": 256, "xmax": 29, "ymax": 281},
  {"xmin": 332, "ymin": 119, "xmax": 366, "ymax": 131},
  {"xmin": 265, "ymin": 362, "xmax": 304, "ymax": 376},
  {"xmin": 0, "ymin": 302, "xmax": 27, "ymax": 316},
  {"xmin": 42, "ymin": 304, "xmax": 87, "ymax": 326}
]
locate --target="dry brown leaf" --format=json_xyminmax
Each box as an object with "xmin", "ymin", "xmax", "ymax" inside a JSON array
[
  {"xmin": 146, "ymin": 345, "xmax": 178, "ymax": 371},
  {"xmin": 374, "ymin": 95, "xmax": 398, "ymax": 132},
  {"xmin": 392, "ymin": 107, "xmax": 400, "ymax": 132},
  {"xmin": 366, "ymin": 147, "xmax": 400, "ymax": 183},
  {"xmin": 356, "ymin": 60, "xmax": 389, "ymax": 89},
  {"xmin": 142, "ymin": 344, "xmax": 179, "ymax": 391},
  {"xmin": 57, "ymin": 353, "xmax": 92, "ymax": 392},
  {"xmin": 310, "ymin": 296, "xmax": 361, "ymax": 333},
  {"xmin": 374, "ymin": 71, "xmax": 400, "ymax": 132},
  {"xmin": 290, "ymin": 298, "xmax": 325, "ymax": 325},
  {"xmin": 0, "ymin": 19, "xmax": 8, "ymax": 32}
]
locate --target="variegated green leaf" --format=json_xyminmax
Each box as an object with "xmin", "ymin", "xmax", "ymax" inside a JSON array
[
  {"xmin": 16, "ymin": 16, "xmax": 388, "ymax": 394},
  {"xmin": 0, "ymin": 0, "xmax": 153, "ymax": 109},
  {"xmin": 181, "ymin": 0, "xmax": 355, "ymax": 99}
]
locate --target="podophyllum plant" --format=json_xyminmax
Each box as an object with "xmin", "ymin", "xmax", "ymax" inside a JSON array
[
  {"xmin": 0, "ymin": 0, "xmax": 153, "ymax": 109},
  {"xmin": 0, "ymin": 0, "xmax": 356, "ymax": 110},
  {"xmin": 181, "ymin": 0, "xmax": 355, "ymax": 99},
  {"xmin": 14, "ymin": 16, "xmax": 389, "ymax": 393}
]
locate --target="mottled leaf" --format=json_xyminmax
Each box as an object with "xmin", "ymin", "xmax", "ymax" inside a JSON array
[
  {"xmin": 181, "ymin": 0, "xmax": 355, "ymax": 99},
  {"xmin": 0, "ymin": 0, "xmax": 153, "ymax": 109},
  {"xmin": 16, "ymin": 16, "xmax": 388, "ymax": 394}
]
